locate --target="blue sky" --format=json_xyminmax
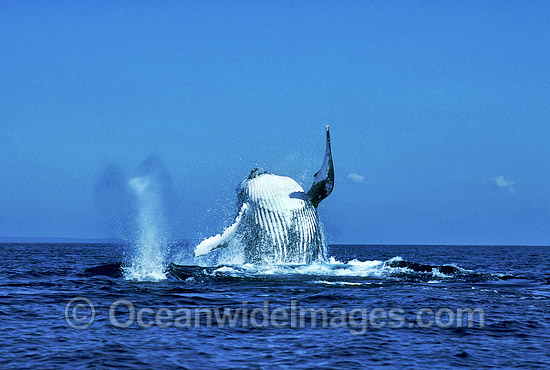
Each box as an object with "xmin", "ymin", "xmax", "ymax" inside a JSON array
[{"xmin": 1, "ymin": 1, "xmax": 549, "ymax": 245}]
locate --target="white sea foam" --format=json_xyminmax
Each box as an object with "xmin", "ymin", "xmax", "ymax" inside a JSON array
[
  {"xmin": 313, "ymin": 280, "xmax": 365, "ymax": 286},
  {"xmin": 203, "ymin": 256, "xmax": 432, "ymax": 280}
]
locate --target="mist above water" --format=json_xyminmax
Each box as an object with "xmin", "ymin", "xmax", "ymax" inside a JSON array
[
  {"xmin": 95, "ymin": 156, "xmax": 176, "ymax": 280},
  {"xmin": 125, "ymin": 174, "xmax": 169, "ymax": 280}
]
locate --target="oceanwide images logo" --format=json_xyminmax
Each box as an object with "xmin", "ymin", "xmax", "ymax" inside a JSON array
[{"xmin": 65, "ymin": 297, "xmax": 485, "ymax": 335}]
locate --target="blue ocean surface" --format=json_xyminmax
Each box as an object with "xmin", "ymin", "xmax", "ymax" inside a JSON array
[{"xmin": 1, "ymin": 243, "xmax": 549, "ymax": 369}]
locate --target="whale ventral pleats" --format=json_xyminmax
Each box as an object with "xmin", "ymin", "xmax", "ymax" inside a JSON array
[{"xmin": 194, "ymin": 127, "xmax": 334, "ymax": 264}]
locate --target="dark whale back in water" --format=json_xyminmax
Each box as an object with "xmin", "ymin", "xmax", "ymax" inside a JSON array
[
  {"xmin": 385, "ymin": 259, "xmax": 462, "ymax": 274},
  {"xmin": 84, "ymin": 262, "xmax": 123, "ymax": 278}
]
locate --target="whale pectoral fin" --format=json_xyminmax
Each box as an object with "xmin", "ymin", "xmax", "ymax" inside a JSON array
[
  {"xmin": 306, "ymin": 126, "xmax": 334, "ymax": 208},
  {"xmin": 194, "ymin": 203, "xmax": 249, "ymax": 257},
  {"xmin": 194, "ymin": 240, "xmax": 230, "ymax": 257}
]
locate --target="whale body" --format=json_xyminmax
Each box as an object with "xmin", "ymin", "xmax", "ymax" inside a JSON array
[{"xmin": 195, "ymin": 126, "xmax": 334, "ymax": 264}]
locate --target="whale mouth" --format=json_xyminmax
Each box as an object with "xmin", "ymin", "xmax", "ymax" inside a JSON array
[{"xmin": 247, "ymin": 168, "xmax": 269, "ymax": 179}]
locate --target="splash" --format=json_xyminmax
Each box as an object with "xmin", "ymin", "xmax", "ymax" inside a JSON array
[
  {"xmin": 166, "ymin": 255, "xmax": 486, "ymax": 284},
  {"xmin": 124, "ymin": 175, "xmax": 169, "ymax": 280}
]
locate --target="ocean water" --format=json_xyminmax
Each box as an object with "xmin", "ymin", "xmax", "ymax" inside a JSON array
[{"xmin": 1, "ymin": 243, "xmax": 549, "ymax": 369}]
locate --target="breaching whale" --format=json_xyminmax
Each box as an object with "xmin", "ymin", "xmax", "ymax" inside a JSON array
[{"xmin": 195, "ymin": 126, "xmax": 334, "ymax": 264}]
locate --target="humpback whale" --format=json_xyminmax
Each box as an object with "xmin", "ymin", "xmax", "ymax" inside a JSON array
[{"xmin": 195, "ymin": 126, "xmax": 334, "ymax": 264}]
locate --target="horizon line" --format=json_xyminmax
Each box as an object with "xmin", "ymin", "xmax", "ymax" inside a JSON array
[{"xmin": 0, "ymin": 236, "xmax": 548, "ymax": 248}]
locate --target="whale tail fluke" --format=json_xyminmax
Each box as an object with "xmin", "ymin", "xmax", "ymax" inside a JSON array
[{"xmin": 307, "ymin": 126, "xmax": 334, "ymax": 208}]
